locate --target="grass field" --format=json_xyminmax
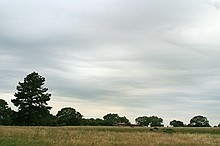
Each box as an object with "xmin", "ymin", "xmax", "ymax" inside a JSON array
[{"xmin": 0, "ymin": 126, "xmax": 220, "ymax": 146}]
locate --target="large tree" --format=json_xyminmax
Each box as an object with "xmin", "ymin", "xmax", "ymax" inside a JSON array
[
  {"xmin": 189, "ymin": 115, "xmax": 210, "ymax": 127},
  {"xmin": 11, "ymin": 72, "xmax": 52, "ymax": 126},
  {"xmin": 149, "ymin": 116, "xmax": 163, "ymax": 127},
  {"xmin": 56, "ymin": 107, "xmax": 83, "ymax": 126},
  {"xmin": 103, "ymin": 113, "xmax": 130, "ymax": 126},
  {"xmin": 135, "ymin": 116, "xmax": 163, "ymax": 127},
  {"xmin": 135, "ymin": 116, "xmax": 151, "ymax": 126},
  {"xmin": 0, "ymin": 99, "xmax": 13, "ymax": 125},
  {"xmin": 170, "ymin": 120, "xmax": 185, "ymax": 127}
]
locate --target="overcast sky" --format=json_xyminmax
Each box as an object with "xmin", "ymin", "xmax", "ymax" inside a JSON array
[{"xmin": 1, "ymin": 0, "xmax": 220, "ymax": 125}]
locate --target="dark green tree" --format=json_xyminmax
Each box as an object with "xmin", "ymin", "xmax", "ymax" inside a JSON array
[
  {"xmin": 135, "ymin": 116, "xmax": 163, "ymax": 127},
  {"xmin": 103, "ymin": 113, "xmax": 130, "ymax": 126},
  {"xmin": 81, "ymin": 118, "xmax": 105, "ymax": 126},
  {"xmin": 118, "ymin": 116, "xmax": 130, "ymax": 125},
  {"xmin": 148, "ymin": 116, "xmax": 163, "ymax": 127},
  {"xmin": 170, "ymin": 120, "xmax": 184, "ymax": 127},
  {"xmin": 189, "ymin": 115, "xmax": 210, "ymax": 127},
  {"xmin": 95, "ymin": 118, "xmax": 106, "ymax": 126},
  {"xmin": 0, "ymin": 99, "xmax": 13, "ymax": 125},
  {"xmin": 11, "ymin": 72, "xmax": 52, "ymax": 126},
  {"xmin": 135, "ymin": 116, "xmax": 151, "ymax": 126},
  {"xmin": 56, "ymin": 107, "xmax": 83, "ymax": 126},
  {"xmin": 103, "ymin": 113, "xmax": 119, "ymax": 126}
]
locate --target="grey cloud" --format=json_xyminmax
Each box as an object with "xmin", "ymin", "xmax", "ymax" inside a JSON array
[
  {"xmin": 210, "ymin": 0, "xmax": 220, "ymax": 9},
  {"xmin": 1, "ymin": 0, "xmax": 220, "ymax": 125}
]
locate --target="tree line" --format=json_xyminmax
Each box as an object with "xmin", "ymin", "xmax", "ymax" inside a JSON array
[{"xmin": 0, "ymin": 72, "xmax": 219, "ymax": 127}]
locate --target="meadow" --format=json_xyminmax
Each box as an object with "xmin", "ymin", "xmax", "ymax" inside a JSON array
[{"xmin": 0, "ymin": 126, "xmax": 220, "ymax": 146}]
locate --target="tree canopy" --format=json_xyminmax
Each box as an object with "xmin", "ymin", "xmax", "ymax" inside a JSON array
[
  {"xmin": 0, "ymin": 99, "xmax": 13, "ymax": 125},
  {"xmin": 56, "ymin": 107, "xmax": 83, "ymax": 126},
  {"xmin": 103, "ymin": 113, "xmax": 130, "ymax": 126},
  {"xmin": 189, "ymin": 115, "xmax": 210, "ymax": 127},
  {"xmin": 135, "ymin": 116, "xmax": 163, "ymax": 127},
  {"xmin": 170, "ymin": 120, "xmax": 185, "ymax": 127},
  {"xmin": 135, "ymin": 116, "xmax": 150, "ymax": 126},
  {"xmin": 11, "ymin": 72, "xmax": 52, "ymax": 126},
  {"xmin": 81, "ymin": 118, "xmax": 105, "ymax": 126}
]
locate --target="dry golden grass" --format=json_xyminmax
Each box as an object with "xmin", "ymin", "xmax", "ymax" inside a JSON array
[{"xmin": 0, "ymin": 126, "xmax": 220, "ymax": 146}]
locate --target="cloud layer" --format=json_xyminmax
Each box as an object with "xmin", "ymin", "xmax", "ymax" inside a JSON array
[{"xmin": 1, "ymin": 0, "xmax": 220, "ymax": 125}]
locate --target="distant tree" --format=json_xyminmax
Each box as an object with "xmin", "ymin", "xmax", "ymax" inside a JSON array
[
  {"xmin": 149, "ymin": 116, "xmax": 163, "ymax": 127},
  {"xmin": 95, "ymin": 118, "xmax": 106, "ymax": 126},
  {"xmin": 118, "ymin": 116, "xmax": 130, "ymax": 125},
  {"xmin": 81, "ymin": 118, "xmax": 95, "ymax": 126},
  {"xmin": 135, "ymin": 116, "xmax": 151, "ymax": 126},
  {"xmin": 11, "ymin": 72, "xmax": 52, "ymax": 126},
  {"xmin": 135, "ymin": 116, "xmax": 163, "ymax": 127},
  {"xmin": 0, "ymin": 99, "xmax": 13, "ymax": 125},
  {"xmin": 103, "ymin": 113, "xmax": 119, "ymax": 126},
  {"xmin": 189, "ymin": 115, "xmax": 210, "ymax": 127},
  {"xmin": 81, "ymin": 118, "xmax": 105, "ymax": 126},
  {"xmin": 170, "ymin": 120, "xmax": 184, "ymax": 127},
  {"xmin": 56, "ymin": 107, "xmax": 83, "ymax": 126},
  {"xmin": 103, "ymin": 113, "xmax": 130, "ymax": 126},
  {"xmin": 218, "ymin": 123, "xmax": 220, "ymax": 127},
  {"xmin": 37, "ymin": 113, "xmax": 57, "ymax": 126}
]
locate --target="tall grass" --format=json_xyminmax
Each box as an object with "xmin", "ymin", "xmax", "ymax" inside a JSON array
[{"xmin": 0, "ymin": 126, "xmax": 219, "ymax": 146}]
